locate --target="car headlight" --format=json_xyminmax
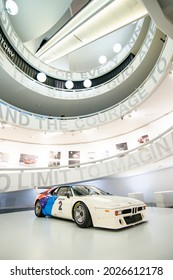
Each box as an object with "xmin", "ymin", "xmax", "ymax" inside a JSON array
[{"xmin": 115, "ymin": 210, "xmax": 122, "ymax": 216}]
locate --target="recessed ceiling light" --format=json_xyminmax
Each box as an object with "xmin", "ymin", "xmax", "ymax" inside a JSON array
[
  {"xmin": 99, "ymin": 55, "xmax": 107, "ymax": 64},
  {"xmin": 5, "ymin": 0, "xmax": 18, "ymax": 15},
  {"xmin": 113, "ymin": 43, "xmax": 122, "ymax": 53},
  {"xmin": 36, "ymin": 72, "xmax": 47, "ymax": 82},
  {"xmin": 83, "ymin": 79, "xmax": 92, "ymax": 88},
  {"xmin": 65, "ymin": 80, "xmax": 74, "ymax": 89}
]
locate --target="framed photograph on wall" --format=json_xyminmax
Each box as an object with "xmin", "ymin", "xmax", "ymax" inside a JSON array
[
  {"xmin": 48, "ymin": 161, "xmax": 61, "ymax": 167},
  {"xmin": 138, "ymin": 134, "xmax": 149, "ymax": 144},
  {"xmin": 116, "ymin": 142, "xmax": 128, "ymax": 152},
  {"xmin": 68, "ymin": 151, "xmax": 80, "ymax": 159},
  {"xmin": 49, "ymin": 151, "xmax": 61, "ymax": 160},
  {"xmin": 68, "ymin": 160, "xmax": 80, "ymax": 168},
  {"xmin": 48, "ymin": 151, "xmax": 61, "ymax": 167},
  {"xmin": 19, "ymin": 153, "xmax": 38, "ymax": 166}
]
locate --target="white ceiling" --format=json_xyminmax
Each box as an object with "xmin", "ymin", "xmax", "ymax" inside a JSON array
[
  {"xmin": 8, "ymin": 0, "xmax": 73, "ymax": 42},
  {"xmin": 35, "ymin": 0, "xmax": 147, "ymax": 63}
]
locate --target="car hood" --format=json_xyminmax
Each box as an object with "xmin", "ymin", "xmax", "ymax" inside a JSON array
[{"xmin": 85, "ymin": 195, "xmax": 144, "ymax": 209}]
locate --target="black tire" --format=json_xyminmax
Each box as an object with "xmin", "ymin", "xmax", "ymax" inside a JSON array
[
  {"xmin": 73, "ymin": 202, "xmax": 92, "ymax": 228},
  {"xmin": 35, "ymin": 200, "xmax": 45, "ymax": 217}
]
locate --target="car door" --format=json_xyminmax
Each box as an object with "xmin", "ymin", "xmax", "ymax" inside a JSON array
[{"xmin": 51, "ymin": 186, "xmax": 73, "ymax": 220}]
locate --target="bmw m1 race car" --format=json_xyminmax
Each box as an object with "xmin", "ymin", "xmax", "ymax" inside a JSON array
[{"xmin": 34, "ymin": 185, "xmax": 147, "ymax": 229}]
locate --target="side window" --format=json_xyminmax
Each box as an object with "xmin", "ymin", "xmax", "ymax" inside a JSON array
[
  {"xmin": 52, "ymin": 188, "xmax": 59, "ymax": 196},
  {"xmin": 57, "ymin": 186, "xmax": 73, "ymax": 197},
  {"xmin": 57, "ymin": 187, "xmax": 68, "ymax": 196}
]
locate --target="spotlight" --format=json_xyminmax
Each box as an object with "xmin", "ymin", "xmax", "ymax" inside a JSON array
[
  {"xmin": 99, "ymin": 55, "xmax": 107, "ymax": 64},
  {"xmin": 5, "ymin": 0, "xmax": 18, "ymax": 15},
  {"xmin": 36, "ymin": 72, "xmax": 47, "ymax": 82},
  {"xmin": 83, "ymin": 79, "xmax": 92, "ymax": 88},
  {"xmin": 65, "ymin": 80, "xmax": 74, "ymax": 89},
  {"xmin": 113, "ymin": 43, "xmax": 122, "ymax": 53}
]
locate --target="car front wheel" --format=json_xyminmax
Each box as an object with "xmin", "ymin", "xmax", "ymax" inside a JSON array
[
  {"xmin": 73, "ymin": 202, "xmax": 92, "ymax": 228},
  {"xmin": 35, "ymin": 200, "xmax": 45, "ymax": 217}
]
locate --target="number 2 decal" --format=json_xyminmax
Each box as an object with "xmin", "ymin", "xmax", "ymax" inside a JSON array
[{"xmin": 58, "ymin": 200, "xmax": 63, "ymax": 211}]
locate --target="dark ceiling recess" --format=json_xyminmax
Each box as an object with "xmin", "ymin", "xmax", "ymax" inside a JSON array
[{"xmin": 71, "ymin": 0, "xmax": 91, "ymax": 16}]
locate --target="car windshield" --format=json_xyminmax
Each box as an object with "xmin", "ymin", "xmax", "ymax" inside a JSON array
[{"xmin": 72, "ymin": 185, "xmax": 110, "ymax": 196}]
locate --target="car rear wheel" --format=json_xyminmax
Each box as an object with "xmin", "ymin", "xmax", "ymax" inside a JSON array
[
  {"xmin": 35, "ymin": 200, "xmax": 45, "ymax": 217},
  {"xmin": 73, "ymin": 202, "xmax": 92, "ymax": 228}
]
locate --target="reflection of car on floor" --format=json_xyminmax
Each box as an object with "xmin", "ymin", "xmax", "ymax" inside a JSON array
[{"xmin": 34, "ymin": 185, "xmax": 147, "ymax": 229}]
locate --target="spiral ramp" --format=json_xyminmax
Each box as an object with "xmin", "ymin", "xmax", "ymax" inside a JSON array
[{"xmin": 0, "ymin": 0, "xmax": 173, "ymax": 192}]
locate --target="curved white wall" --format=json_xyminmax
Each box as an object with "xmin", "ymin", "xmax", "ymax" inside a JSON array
[
  {"xmin": 1, "ymin": 35, "xmax": 173, "ymax": 131},
  {"xmin": 0, "ymin": 19, "xmax": 158, "ymax": 100},
  {"xmin": 1, "ymin": 121, "xmax": 173, "ymax": 192}
]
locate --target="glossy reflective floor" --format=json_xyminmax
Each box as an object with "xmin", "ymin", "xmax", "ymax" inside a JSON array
[{"xmin": 0, "ymin": 207, "xmax": 173, "ymax": 260}]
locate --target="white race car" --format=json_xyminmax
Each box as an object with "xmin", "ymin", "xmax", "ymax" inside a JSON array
[{"xmin": 34, "ymin": 185, "xmax": 147, "ymax": 229}]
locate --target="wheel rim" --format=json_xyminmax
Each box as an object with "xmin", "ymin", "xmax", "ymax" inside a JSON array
[
  {"xmin": 74, "ymin": 204, "xmax": 86, "ymax": 224},
  {"xmin": 35, "ymin": 202, "xmax": 41, "ymax": 215}
]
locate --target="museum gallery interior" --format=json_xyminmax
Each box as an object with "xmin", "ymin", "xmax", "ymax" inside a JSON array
[{"xmin": 0, "ymin": 0, "xmax": 173, "ymax": 260}]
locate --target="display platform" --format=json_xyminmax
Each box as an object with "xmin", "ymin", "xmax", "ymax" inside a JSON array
[{"xmin": 0, "ymin": 207, "xmax": 173, "ymax": 260}]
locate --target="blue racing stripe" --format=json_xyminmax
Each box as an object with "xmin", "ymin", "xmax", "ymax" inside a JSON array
[{"xmin": 42, "ymin": 196, "xmax": 58, "ymax": 216}]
